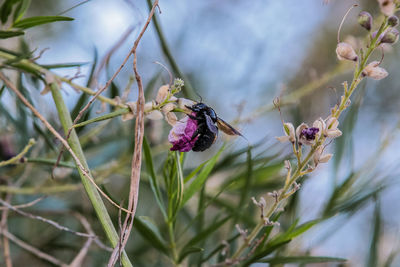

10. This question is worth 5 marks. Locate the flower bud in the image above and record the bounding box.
[155,85,169,104]
[336,42,358,61]
[381,28,399,44]
[388,15,399,27]
[358,11,372,31]
[377,0,395,16]
[362,61,388,80]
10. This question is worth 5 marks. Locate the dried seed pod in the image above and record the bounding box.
[336,42,358,61]
[362,61,388,80]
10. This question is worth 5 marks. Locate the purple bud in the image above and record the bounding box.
[300,127,319,141]
[381,28,399,44]
[358,11,373,31]
[388,15,399,27]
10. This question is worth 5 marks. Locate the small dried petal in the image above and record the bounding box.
[296,123,308,141]
[284,160,291,170]
[276,136,290,143]
[122,102,137,121]
[314,145,333,165]
[362,61,388,80]
[144,102,154,112]
[336,42,358,61]
[156,85,170,104]
[319,153,333,163]
[146,110,163,120]
[381,28,399,44]
[165,112,178,126]
[162,103,176,114]
[358,11,372,31]
[178,98,196,113]
[377,0,395,16]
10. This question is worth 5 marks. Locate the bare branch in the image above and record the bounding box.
[0,229,68,267]
[108,0,160,265]
[0,198,93,238]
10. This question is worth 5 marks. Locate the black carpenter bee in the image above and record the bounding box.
[186,103,243,152]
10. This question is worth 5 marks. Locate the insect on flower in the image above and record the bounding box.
[169,102,243,152]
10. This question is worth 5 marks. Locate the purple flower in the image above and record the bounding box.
[168,114,198,152]
[300,127,319,141]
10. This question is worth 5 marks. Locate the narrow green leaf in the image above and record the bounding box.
[13,0,30,22]
[73,108,130,128]
[0,30,24,39]
[258,256,347,264]
[269,219,320,246]
[0,0,18,24]
[184,160,207,183]
[13,16,74,29]
[367,199,381,267]
[178,247,204,263]
[181,145,225,206]
[143,137,167,220]
[134,216,169,255]
[179,216,230,262]
[41,62,88,69]
[245,240,291,264]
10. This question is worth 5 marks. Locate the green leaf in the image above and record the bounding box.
[143,137,167,220]
[41,62,89,69]
[367,199,381,267]
[134,216,169,255]
[269,219,320,246]
[0,30,24,39]
[0,0,19,24]
[13,16,74,29]
[13,0,30,22]
[178,247,204,263]
[258,256,347,264]
[181,145,225,206]
[179,216,230,262]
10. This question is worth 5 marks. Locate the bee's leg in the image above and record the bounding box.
[188,114,202,121]
[191,122,204,140]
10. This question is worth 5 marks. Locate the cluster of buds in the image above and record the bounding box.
[276,116,341,166]
[336,3,399,80]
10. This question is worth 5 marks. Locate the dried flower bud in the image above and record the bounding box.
[155,85,169,104]
[358,11,372,31]
[336,42,358,61]
[178,98,196,113]
[377,0,395,16]
[362,61,388,80]
[388,15,399,27]
[381,28,399,44]
[146,110,163,120]
[313,145,333,166]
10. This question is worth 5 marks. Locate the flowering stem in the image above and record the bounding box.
[230,18,390,263]
[333,18,388,119]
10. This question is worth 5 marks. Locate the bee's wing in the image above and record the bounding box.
[216,118,242,136]
[205,114,218,137]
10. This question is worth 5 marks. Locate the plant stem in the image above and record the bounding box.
[49,83,133,267]
[168,220,179,264]
[230,19,390,262]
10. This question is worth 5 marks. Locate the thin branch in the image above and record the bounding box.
[0,229,68,267]
[0,198,94,238]
[1,194,12,267]
[0,196,45,211]
[107,0,159,265]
